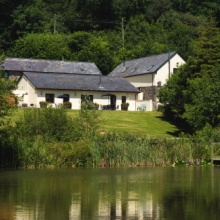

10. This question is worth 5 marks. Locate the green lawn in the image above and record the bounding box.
[96,110,179,137]
[9,109,180,138]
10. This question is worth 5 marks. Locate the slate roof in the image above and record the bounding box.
[4,58,100,75]
[23,72,140,93]
[109,51,177,78]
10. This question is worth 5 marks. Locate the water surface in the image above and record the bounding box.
[0,167,220,220]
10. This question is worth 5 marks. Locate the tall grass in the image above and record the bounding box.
[0,104,218,168]
[0,131,215,168]
[90,133,212,167]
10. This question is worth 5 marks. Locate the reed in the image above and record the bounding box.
[89,133,210,167]
[0,105,216,168]
[17,138,48,168]
[1,132,212,168]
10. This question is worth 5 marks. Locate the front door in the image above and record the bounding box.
[110,95,116,110]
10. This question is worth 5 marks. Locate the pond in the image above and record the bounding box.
[0,166,220,220]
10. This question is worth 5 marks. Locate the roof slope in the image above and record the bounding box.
[4,58,100,75]
[23,72,140,93]
[109,51,177,78]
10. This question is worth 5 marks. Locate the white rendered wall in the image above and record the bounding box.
[35,90,138,111]
[14,76,30,105]
[155,53,185,86]
[126,74,153,88]
[14,76,138,110]
[125,54,185,88]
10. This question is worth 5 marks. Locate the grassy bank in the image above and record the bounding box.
[1,107,218,168]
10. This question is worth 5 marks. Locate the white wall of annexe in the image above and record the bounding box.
[15,76,138,111]
[154,53,185,86]
[124,53,185,88]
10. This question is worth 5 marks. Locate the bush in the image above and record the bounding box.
[78,98,102,138]
[157,104,164,112]
[45,139,92,167]
[73,139,92,167]
[63,101,72,109]
[121,102,129,107]
[121,102,129,110]
[39,101,48,105]
[39,101,48,108]
[15,107,75,142]
[93,103,99,110]
[63,101,72,105]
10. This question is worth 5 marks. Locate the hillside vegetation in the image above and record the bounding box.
[1,1,220,168]
[1,1,220,132]
[0,0,220,75]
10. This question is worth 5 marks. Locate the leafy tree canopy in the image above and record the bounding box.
[158,21,220,132]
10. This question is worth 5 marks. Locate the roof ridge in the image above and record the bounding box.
[121,51,177,63]
[5,57,96,64]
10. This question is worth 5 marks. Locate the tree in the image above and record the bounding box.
[77,34,114,75]
[158,21,220,132]
[124,16,169,59]
[158,64,189,118]
[0,54,17,122]
[183,65,220,131]
[9,33,72,60]
[10,0,52,37]
[75,95,102,138]
[158,10,207,58]
[0,0,26,52]
[187,21,220,76]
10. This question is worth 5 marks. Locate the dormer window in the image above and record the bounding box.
[131,68,136,73]
[121,67,127,73]
[147,65,154,71]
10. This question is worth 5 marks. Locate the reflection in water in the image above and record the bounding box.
[0,167,220,220]
[15,205,44,220]
[69,193,81,219]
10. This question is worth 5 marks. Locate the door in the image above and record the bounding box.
[110,95,116,110]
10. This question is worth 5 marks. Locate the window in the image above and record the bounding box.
[88,95,93,102]
[122,96,126,103]
[45,93,54,103]
[173,68,178,73]
[121,67,127,73]
[147,65,154,71]
[81,95,93,102]
[131,68,136,73]
[63,94,69,102]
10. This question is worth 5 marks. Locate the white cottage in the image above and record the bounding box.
[109,51,186,111]
[4,58,140,110]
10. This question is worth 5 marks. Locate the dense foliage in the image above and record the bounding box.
[158,21,220,132]
[0,98,103,167]
[1,0,220,74]
[1,0,220,165]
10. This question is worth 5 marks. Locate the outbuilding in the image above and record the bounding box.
[109,51,186,110]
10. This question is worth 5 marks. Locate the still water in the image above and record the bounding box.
[0,167,220,220]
